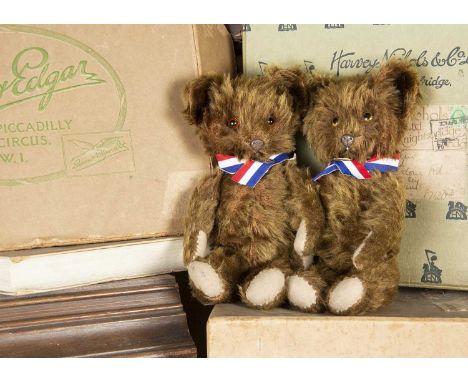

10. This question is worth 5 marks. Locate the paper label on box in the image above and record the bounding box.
[400,105,467,201]
[0,25,131,186]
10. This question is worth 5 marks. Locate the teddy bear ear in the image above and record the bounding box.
[304,72,330,107]
[372,59,421,120]
[183,74,224,125]
[264,66,308,116]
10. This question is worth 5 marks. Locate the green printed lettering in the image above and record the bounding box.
[0,153,14,163]
[0,47,106,111]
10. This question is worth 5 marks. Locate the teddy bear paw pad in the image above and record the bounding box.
[287,275,318,310]
[328,277,364,313]
[188,261,224,298]
[245,268,285,307]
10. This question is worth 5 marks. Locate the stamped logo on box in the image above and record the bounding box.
[0,25,130,186]
[62,131,134,176]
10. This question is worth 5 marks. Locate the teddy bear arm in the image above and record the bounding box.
[293,191,324,267]
[183,171,222,265]
[352,207,404,270]
[285,165,324,261]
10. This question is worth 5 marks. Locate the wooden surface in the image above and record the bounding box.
[208,288,468,357]
[0,275,196,357]
[174,271,213,357]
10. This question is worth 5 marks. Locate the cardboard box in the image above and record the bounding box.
[207,289,468,357]
[0,25,234,251]
[244,24,468,290]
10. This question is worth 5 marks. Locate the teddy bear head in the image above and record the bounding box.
[183,67,307,162]
[303,59,420,164]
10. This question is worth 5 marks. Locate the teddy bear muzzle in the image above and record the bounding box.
[250,139,265,151]
[340,134,354,148]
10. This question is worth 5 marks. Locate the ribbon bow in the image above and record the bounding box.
[312,154,400,181]
[215,153,295,188]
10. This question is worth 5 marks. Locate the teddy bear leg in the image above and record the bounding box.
[239,258,291,310]
[187,247,243,305]
[286,267,326,313]
[327,257,400,315]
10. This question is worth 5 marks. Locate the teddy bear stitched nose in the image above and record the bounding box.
[341,134,354,148]
[250,139,264,151]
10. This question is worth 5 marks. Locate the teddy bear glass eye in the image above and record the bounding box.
[266,116,275,125]
[363,112,373,121]
[227,118,238,128]
[332,117,339,127]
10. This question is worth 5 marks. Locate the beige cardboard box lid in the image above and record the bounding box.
[0,25,234,251]
[208,288,468,357]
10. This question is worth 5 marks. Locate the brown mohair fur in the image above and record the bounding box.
[182,67,323,309]
[301,59,421,315]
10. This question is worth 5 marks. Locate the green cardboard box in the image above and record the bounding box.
[244,24,468,290]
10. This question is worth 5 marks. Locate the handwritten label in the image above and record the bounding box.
[400,105,467,201]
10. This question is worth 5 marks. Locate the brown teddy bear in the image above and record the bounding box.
[182,67,324,310]
[288,59,421,315]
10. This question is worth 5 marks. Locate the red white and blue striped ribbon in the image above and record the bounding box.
[312,154,400,181]
[215,153,295,188]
